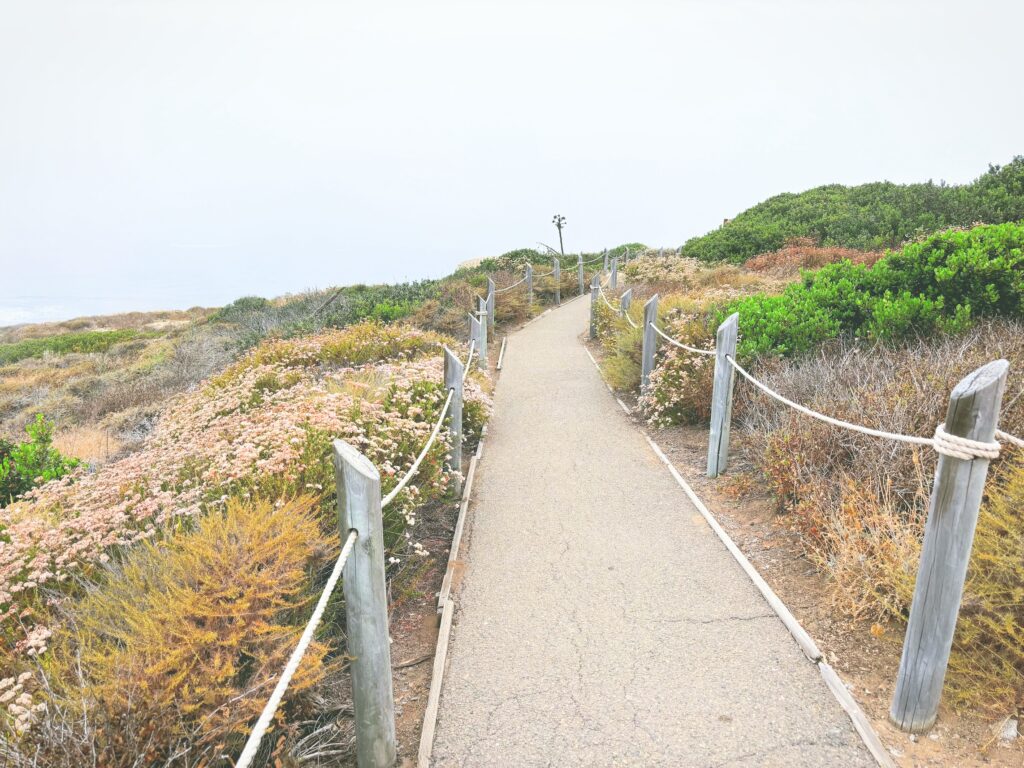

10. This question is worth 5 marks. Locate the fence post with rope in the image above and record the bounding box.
[486,277,495,332]
[553,258,561,306]
[443,346,464,496]
[589,274,600,340]
[610,257,618,289]
[577,256,584,296]
[706,313,739,478]
[526,264,533,306]
[333,440,397,768]
[890,359,1009,733]
[468,312,482,369]
[641,294,659,391]
[619,288,632,319]
[603,248,608,272]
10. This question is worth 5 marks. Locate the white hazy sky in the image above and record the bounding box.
[2,1,1022,325]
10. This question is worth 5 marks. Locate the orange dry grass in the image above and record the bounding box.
[43,496,331,765]
[52,427,120,463]
[743,237,884,275]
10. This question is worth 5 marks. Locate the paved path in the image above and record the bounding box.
[431,297,873,767]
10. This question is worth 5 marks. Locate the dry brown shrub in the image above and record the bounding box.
[743,237,884,276]
[34,495,331,767]
[737,319,1024,708]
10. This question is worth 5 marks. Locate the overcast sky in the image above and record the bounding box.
[2,1,1022,325]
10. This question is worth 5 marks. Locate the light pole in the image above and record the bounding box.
[552,214,566,258]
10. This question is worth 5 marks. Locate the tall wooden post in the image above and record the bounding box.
[659,247,664,258]
[603,249,608,272]
[640,294,659,391]
[589,274,600,340]
[619,288,632,318]
[443,347,464,495]
[577,256,584,296]
[890,359,1009,733]
[610,257,618,289]
[706,313,739,478]
[553,258,561,306]
[486,277,495,332]
[333,441,396,768]
[526,264,533,307]
[476,299,488,369]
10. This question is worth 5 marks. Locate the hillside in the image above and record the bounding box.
[681,156,1024,263]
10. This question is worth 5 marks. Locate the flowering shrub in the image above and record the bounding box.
[637,312,715,427]
[0,415,80,507]
[0,322,490,735]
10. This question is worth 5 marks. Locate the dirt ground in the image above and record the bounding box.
[642,413,1023,767]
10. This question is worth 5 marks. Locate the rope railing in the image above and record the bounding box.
[463,340,476,383]
[997,428,1024,449]
[724,355,1002,460]
[493,274,527,293]
[382,388,456,507]
[236,528,359,768]
[649,322,716,357]
[533,268,555,278]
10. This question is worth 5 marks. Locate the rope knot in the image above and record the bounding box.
[932,423,1000,461]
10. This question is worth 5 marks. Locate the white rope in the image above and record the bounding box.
[493,275,527,293]
[649,322,716,356]
[598,287,616,311]
[623,313,639,329]
[462,341,476,383]
[235,528,359,768]
[996,429,1024,449]
[579,255,604,265]
[725,355,1002,460]
[533,268,555,278]
[382,388,455,507]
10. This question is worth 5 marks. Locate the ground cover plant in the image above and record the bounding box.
[0,321,491,765]
[681,156,1024,263]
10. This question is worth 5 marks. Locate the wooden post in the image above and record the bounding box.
[610,257,618,289]
[890,359,1009,733]
[589,274,600,340]
[577,256,584,296]
[603,249,608,272]
[640,294,659,391]
[333,441,397,768]
[476,300,488,369]
[706,313,739,478]
[553,258,560,306]
[526,264,533,307]
[659,247,664,258]
[619,288,632,318]
[443,347,464,496]
[468,312,479,353]
[486,277,495,332]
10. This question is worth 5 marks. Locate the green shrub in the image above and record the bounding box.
[682,157,1024,263]
[0,329,142,365]
[0,415,81,506]
[724,223,1024,357]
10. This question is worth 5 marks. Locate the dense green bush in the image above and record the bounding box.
[725,223,1024,357]
[683,157,1024,263]
[0,329,142,365]
[0,415,81,506]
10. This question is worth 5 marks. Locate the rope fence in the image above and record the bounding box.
[609,287,1023,735]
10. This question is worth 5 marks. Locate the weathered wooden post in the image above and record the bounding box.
[333,441,397,768]
[890,359,1009,733]
[468,312,480,356]
[553,258,561,306]
[640,294,659,391]
[706,313,739,478]
[486,277,495,332]
[443,347,464,495]
[619,288,632,319]
[577,256,584,296]
[589,274,600,340]
[603,248,609,272]
[526,264,533,307]
[610,257,618,289]
[476,300,488,369]
[659,247,664,258]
